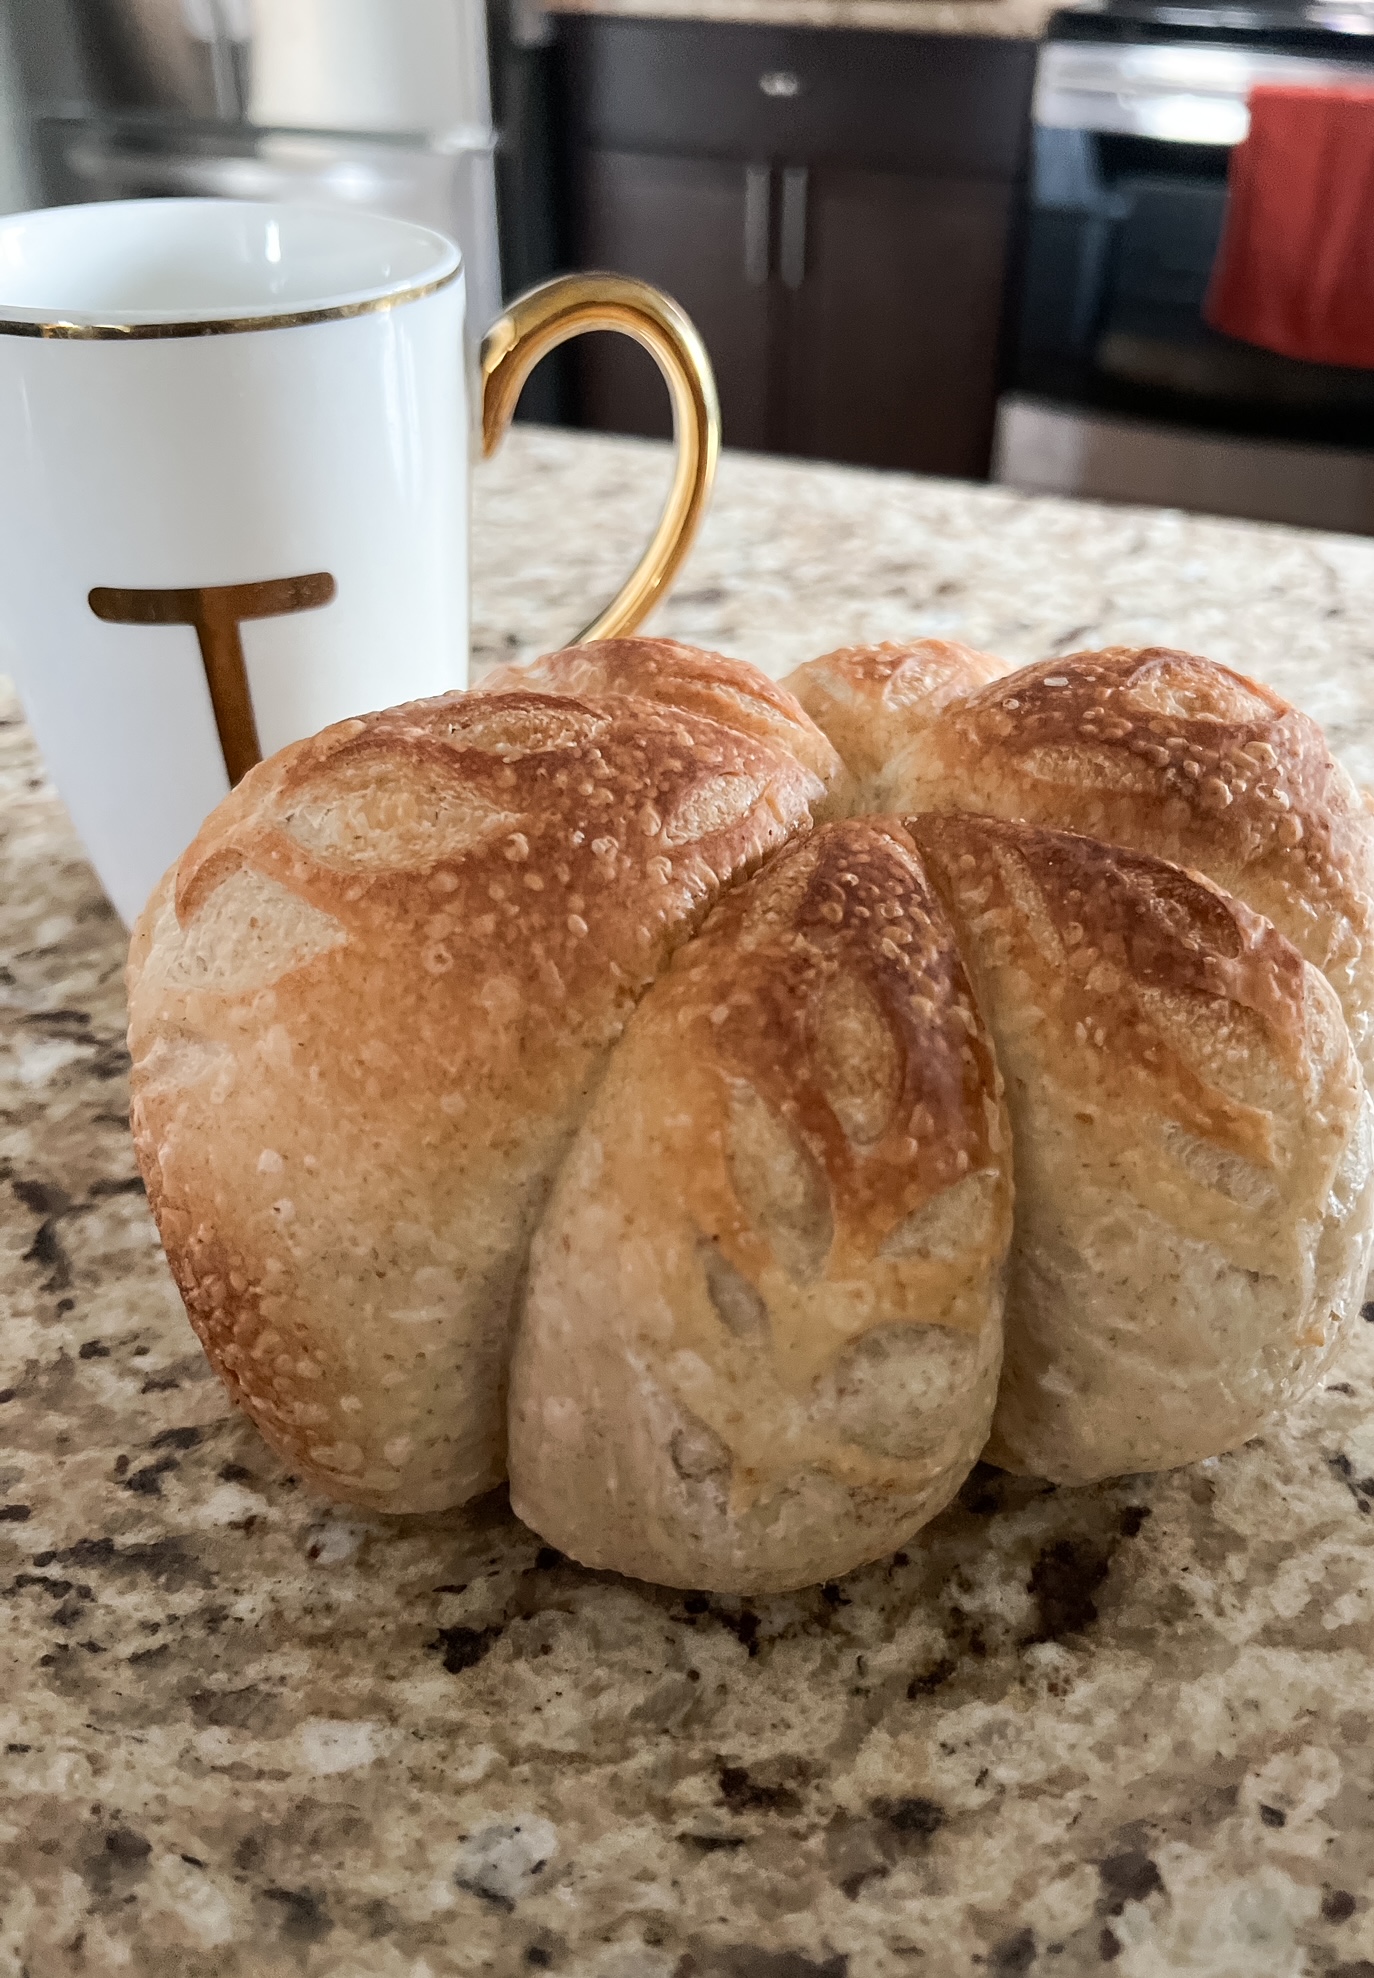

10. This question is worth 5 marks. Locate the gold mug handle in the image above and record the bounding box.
[479,273,721,644]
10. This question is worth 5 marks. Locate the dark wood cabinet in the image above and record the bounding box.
[574,149,775,452]
[784,166,1021,477]
[558,18,1036,480]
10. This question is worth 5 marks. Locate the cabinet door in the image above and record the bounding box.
[571,148,777,453]
[783,165,1018,479]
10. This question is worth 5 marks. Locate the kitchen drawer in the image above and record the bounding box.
[560,17,1036,181]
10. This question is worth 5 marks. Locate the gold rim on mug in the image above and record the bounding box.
[0,260,461,339]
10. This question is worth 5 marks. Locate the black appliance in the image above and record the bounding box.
[1000,0,1374,530]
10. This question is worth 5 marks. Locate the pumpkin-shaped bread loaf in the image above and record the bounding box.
[126,638,1374,1588]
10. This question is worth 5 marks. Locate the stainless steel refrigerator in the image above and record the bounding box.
[0,0,503,364]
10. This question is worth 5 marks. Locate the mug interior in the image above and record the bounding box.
[0,199,461,326]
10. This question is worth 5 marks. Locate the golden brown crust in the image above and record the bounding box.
[782,639,1011,805]
[508,821,1010,1590]
[126,631,1374,1574]
[127,679,824,1512]
[480,636,846,803]
[911,812,1374,1481]
[888,645,1374,1074]
[640,818,1008,1296]
[912,813,1309,1165]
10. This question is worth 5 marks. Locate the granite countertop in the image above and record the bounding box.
[539,0,1058,41]
[4,426,1374,1978]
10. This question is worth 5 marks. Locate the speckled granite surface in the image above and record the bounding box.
[4,428,1374,1978]
[541,0,1056,43]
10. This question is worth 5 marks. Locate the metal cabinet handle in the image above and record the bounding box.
[780,166,808,291]
[744,164,771,286]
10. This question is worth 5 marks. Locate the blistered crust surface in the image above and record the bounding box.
[913,813,1374,1483]
[481,635,846,802]
[882,645,1374,1077]
[127,664,825,1514]
[782,638,1011,807]
[509,821,1010,1591]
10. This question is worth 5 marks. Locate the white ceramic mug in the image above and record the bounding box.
[0,198,717,925]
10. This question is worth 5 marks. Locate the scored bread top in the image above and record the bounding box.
[783,638,1011,805]
[796,642,1374,1078]
[507,820,1010,1590]
[645,818,1010,1344]
[910,809,1369,1482]
[480,635,845,801]
[911,811,1318,1177]
[127,669,827,1513]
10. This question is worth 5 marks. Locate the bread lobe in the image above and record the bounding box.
[911,811,1374,1483]
[127,669,825,1512]
[508,820,1011,1591]
[783,638,1011,808]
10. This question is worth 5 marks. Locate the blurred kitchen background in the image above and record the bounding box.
[1,0,1373,530]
